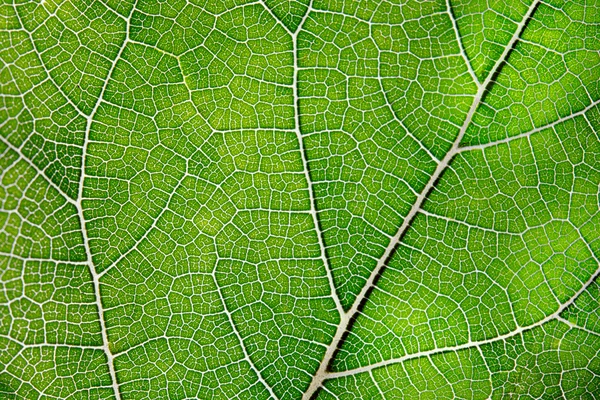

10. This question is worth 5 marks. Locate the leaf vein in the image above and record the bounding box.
[303,1,543,396]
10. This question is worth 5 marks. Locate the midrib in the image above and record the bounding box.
[302,1,542,398]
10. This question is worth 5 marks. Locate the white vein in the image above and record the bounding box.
[0,135,77,207]
[212,274,279,400]
[446,0,480,86]
[327,250,600,378]
[458,98,600,153]
[75,3,139,399]
[303,1,542,397]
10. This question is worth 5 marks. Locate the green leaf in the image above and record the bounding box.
[1,0,599,399]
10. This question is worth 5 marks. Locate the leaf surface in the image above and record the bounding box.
[1,0,599,399]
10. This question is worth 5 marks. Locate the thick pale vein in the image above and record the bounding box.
[327,246,600,378]
[2,0,599,398]
[97,169,189,279]
[302,1,542,397]
[260,0,293,36]
[375,73,440,164]
[76,4,139,399]
[555,316,600,338]
[0,252,90,264]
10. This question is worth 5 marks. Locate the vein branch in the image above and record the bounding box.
[458,98,600,153]
[291,1,345,318]
[302,1,541,397]
[213,274,279,399]
[259,0,293,36]
[0,135,77,207]
[97,170,189,279]
[328,251,600,378]
[75,4,139,399]
[446,0,480,86]
[555,316,600,338]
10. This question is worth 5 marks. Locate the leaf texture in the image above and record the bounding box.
[1,0,599,399]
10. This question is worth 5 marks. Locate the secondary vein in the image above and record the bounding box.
[76,3,139,399]
[291,0,346,319]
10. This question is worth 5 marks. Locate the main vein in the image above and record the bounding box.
[302,1,541,397]
[77,3,139,399]
[329,218,600,377]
